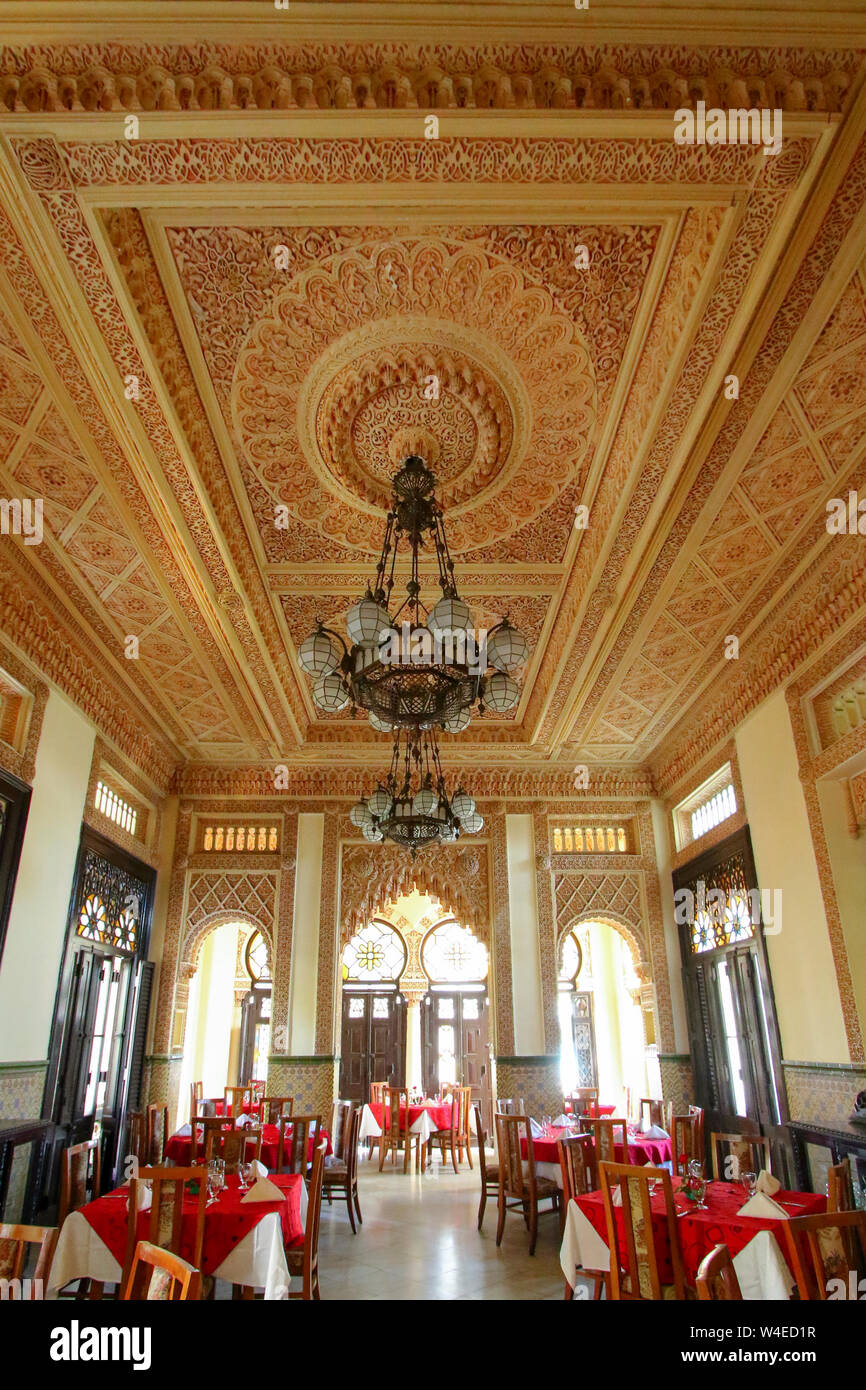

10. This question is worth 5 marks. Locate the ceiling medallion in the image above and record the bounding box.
[349,726,483,858]
[297,455,531,732]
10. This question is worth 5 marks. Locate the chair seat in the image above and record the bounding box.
[535,1177,560,1198]
[323,1158,347,1177]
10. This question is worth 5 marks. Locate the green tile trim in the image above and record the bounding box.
[146,1054,180,1064]
[495,1055,559,1066]
[659,1054,691,1063]
[782,1060,866,1073]
[0,1060,48,1073]
[268,1055,336,1065]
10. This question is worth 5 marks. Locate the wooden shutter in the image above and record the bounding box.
[126,959,154,1110]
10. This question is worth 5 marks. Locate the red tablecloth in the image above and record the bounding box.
[576,1179,826,1285]
[213,1100,260,1117]
[521,1126,673,1168]
[165,1123,330,1170]
[80,1173,306,1272]
[564,1102,616,1117]
[369,1100,456,1132]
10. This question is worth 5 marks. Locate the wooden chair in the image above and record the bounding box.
[569,1087,599,1117]
[557,1134,605,1301]
[127,1110,146,1165]
[429,1086,472,1173]
[671,1114,703,1175]
[124,1167,207,1293]
[369,1081,385,1105]
[0,1223,58,1295]
[783,1209,866,1300]
[189,1081,202,1121]
[223,1086,254,1119]
[121,1240,200,1301]
[58,1138,101,1225]
[379,1087,420,1173]
[599,1161,686,1300]
[623,1086,633,1122]
[710,1131,772,1182]
[696,1243,743,1301]
[260,1096,293,1125]
[219,1125,263,1173]
[277,1114,322,1177]
[639,1098,668,1130]
[249,1079,265,1099]
[828,1157,855,1212]
[495,1097,525,1115]
[190,1116,234,1164]
[323,1104,363,1232]
[590,1116,629,1165]
[328,1100,352,1163]
[145,1103,169,1164]
[473,1104,500,1232]
[287,1138,327,1299]
[494,1113,560,1257]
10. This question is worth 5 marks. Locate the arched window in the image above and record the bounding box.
[558,929,583,989]
[421,919,488,984]
[342,919,407,984]
[244,930,271,983]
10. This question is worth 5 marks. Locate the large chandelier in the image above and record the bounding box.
[296,456,530,731]
[349,726,483,855]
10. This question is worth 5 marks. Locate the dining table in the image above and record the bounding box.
[164,1121,330,1170]
[359,1098,457,1149]
[48,1172,306,1300]
[560,1177,826,1300]
[522,1124,673,1187]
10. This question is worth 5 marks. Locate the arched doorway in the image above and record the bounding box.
[338,918,408,1105]
[557,919,647,1114]
[238,930,272,1086]
[419,917,492,1129]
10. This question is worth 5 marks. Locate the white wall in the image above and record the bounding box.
[188,924,236,1099]
[505,813,545,1053]
[289,813,324,1054]
[735,688,849,1062]
[650,797,689,1054]
[0,689,94,1062]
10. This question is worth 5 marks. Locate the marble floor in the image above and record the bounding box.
[316,1143,567,1301]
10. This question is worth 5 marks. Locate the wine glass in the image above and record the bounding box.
[740,1169,757,1200]
[211,1157,225,1199]
[239,1160,252,1193]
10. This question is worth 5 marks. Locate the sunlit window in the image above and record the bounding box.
[552,824,629,853]
[202,823,279,853]
[95,780,137,837]
[691,784,737,841]
[342,920,406,983]
[421,919,488,983]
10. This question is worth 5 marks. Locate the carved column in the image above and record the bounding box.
[148,802,192,1122]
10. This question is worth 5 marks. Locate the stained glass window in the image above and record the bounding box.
[342,920,406,983]
[75,850,147,954]
[372,997,389,1018]
[685,853,755,955]
[245,930,271,982]
[348,997,364,1018]
[552,824,629,853]
[558,930,583,985]
[421,920,488,983]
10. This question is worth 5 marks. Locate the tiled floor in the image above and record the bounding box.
[316,1144,566,1300]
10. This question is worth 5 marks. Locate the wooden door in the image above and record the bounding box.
[422,992,492,1129]
[459,994,492,1134]
[339,992,406,1104]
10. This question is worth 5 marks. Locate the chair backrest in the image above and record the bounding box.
[599,1161,686,1300]
[224,1086,253,1118]
[0,1223,57,1293]
[189,1081,202,1119]
[126,1167,207,1285]
[59,1138,101,1224]
[121,1239,200,1301]
[495,1112,536,1202]
[671,1115,702,1175]
[571,1087,599,1115]
[343,1105,361,1183]
[194,1116,234,1164]
[370,1082,385,1105]
[127,1110,146,1165]
[827,1157,855,1212]
[591,1117,628,1164]
[455,1085,472,1137]
[688,1105,705,1157]
[639,1098,666,1129]
[783,1209,866,1300]
[222,1125,262,1173]
[301,1139,327,1294]
[623,1086,633,1122]
[145,1103,169,1164]
[260,1096,293,1125]
[473,1104,489,1180]
[710,1131,772,1182]
[557,1134,597,1203]
[278,1114,322,1175]
[382,1086,409,1141]
[249,1079,265,1098]
[495,1097,525,1115]
[330,1100,352,1160]
[696,1243,743,1301]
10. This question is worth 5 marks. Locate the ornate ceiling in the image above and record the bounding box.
[0,3,865,793]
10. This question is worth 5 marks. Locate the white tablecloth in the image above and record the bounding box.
[559,1199,795,1300]
[358,1103,435,1144]
[48,1185,308,1301]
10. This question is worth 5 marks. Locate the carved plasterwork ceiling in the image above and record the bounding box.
[0,18,863,777]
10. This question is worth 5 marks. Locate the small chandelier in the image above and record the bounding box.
[349,726,483,855]
[297,456,530,731]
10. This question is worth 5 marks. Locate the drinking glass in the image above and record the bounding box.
[239,1161,252,1192]
[740,1169,757,1200]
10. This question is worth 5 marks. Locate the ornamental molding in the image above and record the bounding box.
[0,45,857,114]
[171,764,655,799]
[0,633,48,787]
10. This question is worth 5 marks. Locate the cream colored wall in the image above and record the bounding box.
[816,777,866,1041]
[735,687,849,1062]
[0,688,94,1063]
[289,812,323,1054]
[505,813,545,1054]
[188,924,236,1100]
[650,797,690,1054]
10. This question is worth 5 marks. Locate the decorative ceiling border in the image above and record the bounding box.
[0,632,48,787]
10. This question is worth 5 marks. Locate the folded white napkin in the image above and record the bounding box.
[755,1169,781,1196]
[642,1124,669,1139]
[127,1180,152,1212]
[236,1113,253,1129]
[240,1176,285,1204]
[737,1191,788,1219]
[553,1114,570,1127]
[529,1117,543,1138]
[612,1185,623,1206]
[250,1158,268,1178]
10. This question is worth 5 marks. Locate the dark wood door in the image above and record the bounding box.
[339,992,406,1105]
[422,992,492,1131]
[238,988,271,1085]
